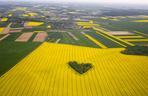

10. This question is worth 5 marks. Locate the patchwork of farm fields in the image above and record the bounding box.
[0,25,147,77]
[1,27,147,48]
[0,14,148,96]
[0,42,147,96]
[94,17,148,34]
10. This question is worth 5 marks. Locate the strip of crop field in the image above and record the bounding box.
[33,32,48,42]
[96,32,127,47]
[132,42,148,46]
[0,27,5,33]
[1,18,8,22]
[134,31,148,37]
[61,32,100,48]
[15,32,33,42]
[25,21,44,27]
[117,36,144,39]
[133,20,148,22]
[108,31,135,36]
[70,31,100,48]
[82,32,107,48]
[0,42,147,96]
[93,27,135,46]
[28,33,37,42]
[87,31,123,48]
[125,39,148,42]
[60,32,77,44]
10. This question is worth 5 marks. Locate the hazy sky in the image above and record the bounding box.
[1,0,148,4]
[63,0,148,3]
[35,0,148,4]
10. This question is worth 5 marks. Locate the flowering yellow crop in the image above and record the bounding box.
[139,15,148,18]
[83,34,107,48]
[0,42,147,96]
[15,7,27,11]
[83,26,92,29]
[1,18,8,22]
[26,22,44,27]
[100,17,108,19]
[76,20,99,29]
[133,20,148,22]
[34,31,45,33]
[93,27,135,46]
[8,14,12,17]
[0,27,5,33]
[28,12,38,16]
[47,25,51,28]
[110,18,119,21]
[125,39,148,42]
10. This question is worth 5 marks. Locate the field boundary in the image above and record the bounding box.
[93,27,135,46]
[96,31,127,47]
[0,34,10,41]
[81,32,107,48]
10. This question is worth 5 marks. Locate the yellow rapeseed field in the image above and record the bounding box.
[15,7,27,11]
[1,18,8,22]
[83,34,107,48]
[93,27,135,46]
[0,27,5,33]
[133,20,148,22]
[100,17,108,20]
[41,16,46,18]
[34,31,45,33]
[47,25,51,28]
[0,42,147,96]
[26,21,44,27]
[76,20,100,29]
[8,14,12,17]
[110,18,119,21]
[125,39,148,42]
[28,12,38,16]
[139,15,148,18]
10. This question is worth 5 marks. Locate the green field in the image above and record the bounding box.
[94,17,148,34]
[86,30,123,48]
[0,41,41,76]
